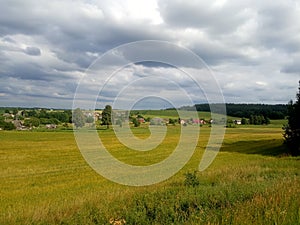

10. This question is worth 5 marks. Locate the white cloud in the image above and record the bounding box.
[255,81,267,86]
[0,0,299,108]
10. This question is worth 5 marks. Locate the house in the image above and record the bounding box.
[180,119,187,126]
[234,120,242,125]
[94,112,101,121]
[3,113,14,121]
[138,118,145,123]
[193,119,200,124]
[12,120,27,130]
[45,124,57,129]
[150,118,164,125]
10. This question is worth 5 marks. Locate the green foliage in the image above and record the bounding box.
[27,110,38,117]
[184,171,200,187]
[169,118,176,125]
[241,117,248,125]
[39,110,70,123]
[131,109,179,118]
[283,81,300,156]
[51,111,70,123]
[18,109,71,123]
[136,114,144,119]
[249,115,270,125]
[0,120,15,130]
[132,118,140,127]
[226,123,236,128]
[40,118,60,125]
[101,105,112,129]
[39,109,48,118]
[193,103,287,119]
[72,108,85,128]
[12,108,18,115]
[17,115,24,120]
[24,117,40,127]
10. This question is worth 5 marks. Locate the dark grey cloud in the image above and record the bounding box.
[158,0,250,34]
[24,46,41,56]
[2,36,16,43]
[0,0,299,108]
[281,55,300,74]
[281,64,300,74]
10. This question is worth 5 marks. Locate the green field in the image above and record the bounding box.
[0,120,299,224]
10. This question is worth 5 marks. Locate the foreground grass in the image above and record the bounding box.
[0,125,299,224]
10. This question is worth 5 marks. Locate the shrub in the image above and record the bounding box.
[184,171,200,187]
[0,120,15,130]
[132,118,140,127]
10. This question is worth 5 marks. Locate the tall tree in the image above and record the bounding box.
[283,81,300,156]
[72,108,85,128]
[101,105,112,129]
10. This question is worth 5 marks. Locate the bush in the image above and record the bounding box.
[241,117,248,125]
[132,118,140,127]
[24,117,40,127]
[169,118,176,125]
[184,171,200,187]
[0,120,15,130]
[40,118,60,125]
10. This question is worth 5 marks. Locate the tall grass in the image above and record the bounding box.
[0,124,299,224]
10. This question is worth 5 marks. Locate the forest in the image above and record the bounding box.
[177,103,287,119]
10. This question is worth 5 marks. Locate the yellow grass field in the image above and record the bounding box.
[0,123,299,224]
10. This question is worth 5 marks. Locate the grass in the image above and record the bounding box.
[130,109,214,120]
[0,121,299,224]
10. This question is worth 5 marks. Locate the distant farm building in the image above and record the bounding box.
[45,124,57,129]
[12,120,27,130]
[234,120,242,125]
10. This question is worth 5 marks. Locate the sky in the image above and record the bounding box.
[0,0,299,109]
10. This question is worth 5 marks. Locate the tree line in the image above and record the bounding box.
[177,103,287,119]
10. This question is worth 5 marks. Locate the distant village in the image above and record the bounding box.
[0,108,241,131]
[0,108,91,130]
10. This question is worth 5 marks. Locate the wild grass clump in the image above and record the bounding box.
[121,175,299,225]
[184,171,200,187]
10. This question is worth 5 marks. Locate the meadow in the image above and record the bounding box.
[0,117,299,224]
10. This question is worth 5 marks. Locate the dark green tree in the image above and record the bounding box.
[27,110,38,117]
[132,118,140,127]
[0,117,15,130]
[101,105,112,129]
[283,81,300,156]
[24,117,40,128]
[241,117,248,125]
[3,122,15,130]
[169,118,176,125]
[39,109,48,118]
[264,116,270,125]
[12,108,18,116]
[72,108,85,128]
